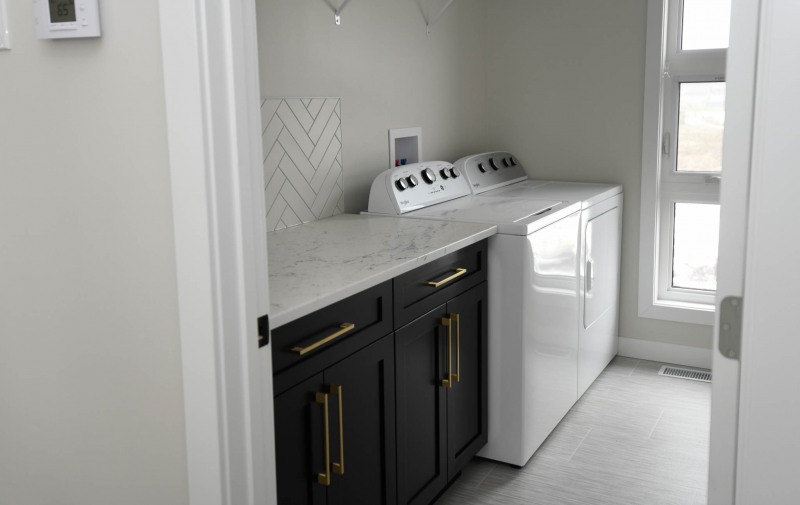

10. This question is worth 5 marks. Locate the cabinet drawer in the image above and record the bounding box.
[393,240,487,327]
[272,281,392,395]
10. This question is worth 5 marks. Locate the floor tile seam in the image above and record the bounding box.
[472,463,495,489]
[567,427,593,463]
[648,407,667,439]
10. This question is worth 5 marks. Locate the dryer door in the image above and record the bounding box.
[584,205,621,329]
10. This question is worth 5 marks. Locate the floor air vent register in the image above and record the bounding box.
[658,365,712,383]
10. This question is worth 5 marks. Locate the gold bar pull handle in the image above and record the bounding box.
[453,313,460,383]
[426,268,467,288]
[441,316,454,389]
[331,385,345,476]
[315,392,332,486]
[292,323,356,356]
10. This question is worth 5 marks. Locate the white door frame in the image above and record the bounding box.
[728,0,800,501]
[707,0,760,502]
[158,1,276,504]
[710,0,800,502]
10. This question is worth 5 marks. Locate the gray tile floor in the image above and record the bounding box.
[437,357,711,505]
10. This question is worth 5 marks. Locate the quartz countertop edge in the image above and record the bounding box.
[268,214,497,328]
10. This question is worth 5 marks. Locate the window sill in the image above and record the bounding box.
[639,299,715,325]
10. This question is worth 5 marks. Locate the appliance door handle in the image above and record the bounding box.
[331,385,345,476]
[315,392,332,486]
[586,259,594,292]
[292,323,356,355]
[427,268,467,288]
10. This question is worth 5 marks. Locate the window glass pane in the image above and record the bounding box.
[672,203,720,291]
[682,0,731,50]
[677,82,726,173]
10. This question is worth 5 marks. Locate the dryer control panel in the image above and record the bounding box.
[453,151,528,194]
[367,161,471,214]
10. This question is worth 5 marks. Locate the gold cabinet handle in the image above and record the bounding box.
[426,268,467,288]
[453,313,460,383]
[315,392,332,486]
[292,323,356,355]
[330,385,345,476]
[441,315,454,389]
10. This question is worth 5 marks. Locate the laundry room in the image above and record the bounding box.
[2,0,798,504]
[258,0,713,503]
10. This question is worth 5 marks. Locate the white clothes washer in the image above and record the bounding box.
[454,152,623,399]
[367,161,583,467]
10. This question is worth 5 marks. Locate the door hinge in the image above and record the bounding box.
[258,314,270,348]
[718,296,742,360]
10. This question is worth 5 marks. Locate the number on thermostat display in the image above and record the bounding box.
[49,0,77,23]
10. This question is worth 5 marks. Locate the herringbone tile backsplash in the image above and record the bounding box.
[261,97,345,232]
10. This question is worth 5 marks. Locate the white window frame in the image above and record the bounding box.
[638,0,727,325]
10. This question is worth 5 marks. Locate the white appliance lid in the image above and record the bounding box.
[488,181,623,209]
[406,195,581,235]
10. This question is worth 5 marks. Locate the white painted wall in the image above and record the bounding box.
[484,0,712,351]
[0,2,188,504]
[256,0,490,213]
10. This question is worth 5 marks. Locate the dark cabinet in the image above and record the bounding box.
[275,335,396,505]
[272,240,488,505]
[272,280,395,505]
[274,373,326,505]
[395,282,488,505]
[395,307,447,505]
[444,284,488,479]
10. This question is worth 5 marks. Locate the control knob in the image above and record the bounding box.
[449,167,460,178]
[421,168,436,184]
[509,156,517,166]
[440,168,450,179]
[477,162,487,173]
[406,175,419,187]
[489,158,500,170]
[502,158,510,167]
[395,178,409,191]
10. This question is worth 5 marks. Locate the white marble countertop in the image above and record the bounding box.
[268,214,497,328]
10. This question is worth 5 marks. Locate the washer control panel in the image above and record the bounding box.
[368,161,471,214]
[453,151,528,194]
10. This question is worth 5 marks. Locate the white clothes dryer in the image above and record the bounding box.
[366,161,583,467]
[454,152,623,399]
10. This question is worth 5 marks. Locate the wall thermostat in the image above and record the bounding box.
[35,0,101,39]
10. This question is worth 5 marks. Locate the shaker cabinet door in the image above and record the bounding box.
[325,335,396,505]
[395,306,448,505]
[275,373,327,505]
[445,282,489,480]
[274,335,396,505]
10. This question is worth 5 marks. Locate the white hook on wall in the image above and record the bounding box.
[334,0,352,25]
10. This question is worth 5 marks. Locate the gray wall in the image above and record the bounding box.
[256,0,490,213]
[0,2,189,504]
[484,0,712,349]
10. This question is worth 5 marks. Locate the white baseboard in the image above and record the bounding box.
[618,337,712,369]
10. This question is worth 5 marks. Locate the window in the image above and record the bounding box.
[638,0,730,325]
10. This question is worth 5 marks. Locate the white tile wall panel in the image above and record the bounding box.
[261,97,345,231]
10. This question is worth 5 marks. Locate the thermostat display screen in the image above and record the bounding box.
[48,0,76,23]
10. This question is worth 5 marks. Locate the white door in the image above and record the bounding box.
[159,0,278,503]
[709,0,800,503]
